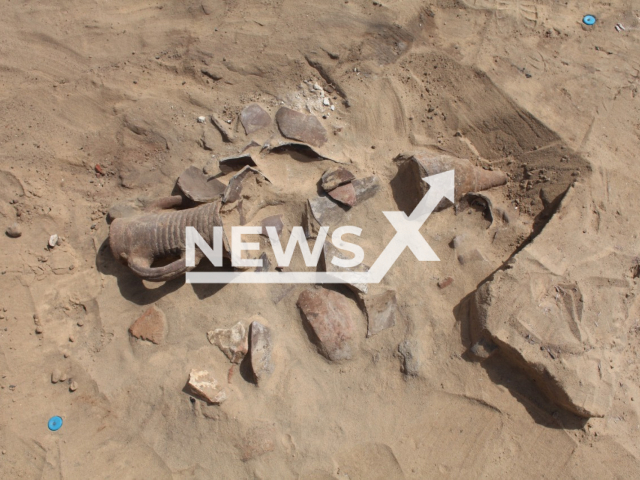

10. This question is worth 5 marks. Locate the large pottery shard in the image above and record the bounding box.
[275,107,328,147]
[297,288,356,361]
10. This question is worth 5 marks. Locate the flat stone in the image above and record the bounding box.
[328,182,357,207]
[297,288,356,361]
[129,305,166,345]
[275,107,328,147]
[398,339,421,376]
[177,165,225,202]
[309,176,380,226]
[5,223,21,238]
[207,322,248,364]
[260,215,284,237]
[240,104,272,135]
[364,290,397,337]
[438,277,454,289]
[321,167,355,191]
[249,318,274,384]
[187,369,227,404]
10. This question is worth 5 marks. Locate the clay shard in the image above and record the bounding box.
[309,176,380,226]
[275,107,328,147]
[207,322,248,363]
[364,290,397,337]
[129,305,167,345]
[249,319,274,384]
[328,182,357,207]
[187,369,227,404]
[240,104,272,135]
[222,166,271,204]
[297,288,356,361]
[177,165,225,202]
[321,167,355,191]
[394,152,508,211]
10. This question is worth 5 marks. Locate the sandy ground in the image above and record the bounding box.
[1,0,640,478]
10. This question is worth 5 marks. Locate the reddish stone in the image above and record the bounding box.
[297,288,355,361]
[328,183,357,207]
[438,277,454,289]
[321,167,355,191]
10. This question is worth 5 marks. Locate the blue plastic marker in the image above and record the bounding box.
[583,15,596,26]
[48,416,63,431]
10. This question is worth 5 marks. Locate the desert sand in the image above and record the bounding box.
[1,0,640,478]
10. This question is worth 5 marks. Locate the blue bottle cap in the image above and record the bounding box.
[583,15,596,26]
[48,416,63,431]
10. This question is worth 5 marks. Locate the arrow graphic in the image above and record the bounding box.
[186,170,454,284]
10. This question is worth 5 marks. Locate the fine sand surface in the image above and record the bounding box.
[1,1,640,478]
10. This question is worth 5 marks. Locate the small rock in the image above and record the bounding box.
[5,223,21,238]
[197,116,206,123]
[322,98,330,106]
[328,182,357,207]
[129,305,167,345]
[207,322,248,363]
[364,290,397,337]
[187,369,227,404]
[35,326,43,334]
[63,351,70,358]
[260,215,284,237]
[398,340,421,376]
[77,319,84,327]
[68,335,75,343]
[249,319,274,384]
[451,235,465,249]
[51,369,62,384]
[240,104,272,135]
[275,107,328,147]
[321,167,356,191]
[59,372,68,382]
[48,234,59,248]
[69,380,78,392]
[203,158,220,176]
[297,288,356,361]
[438,277,453,289]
